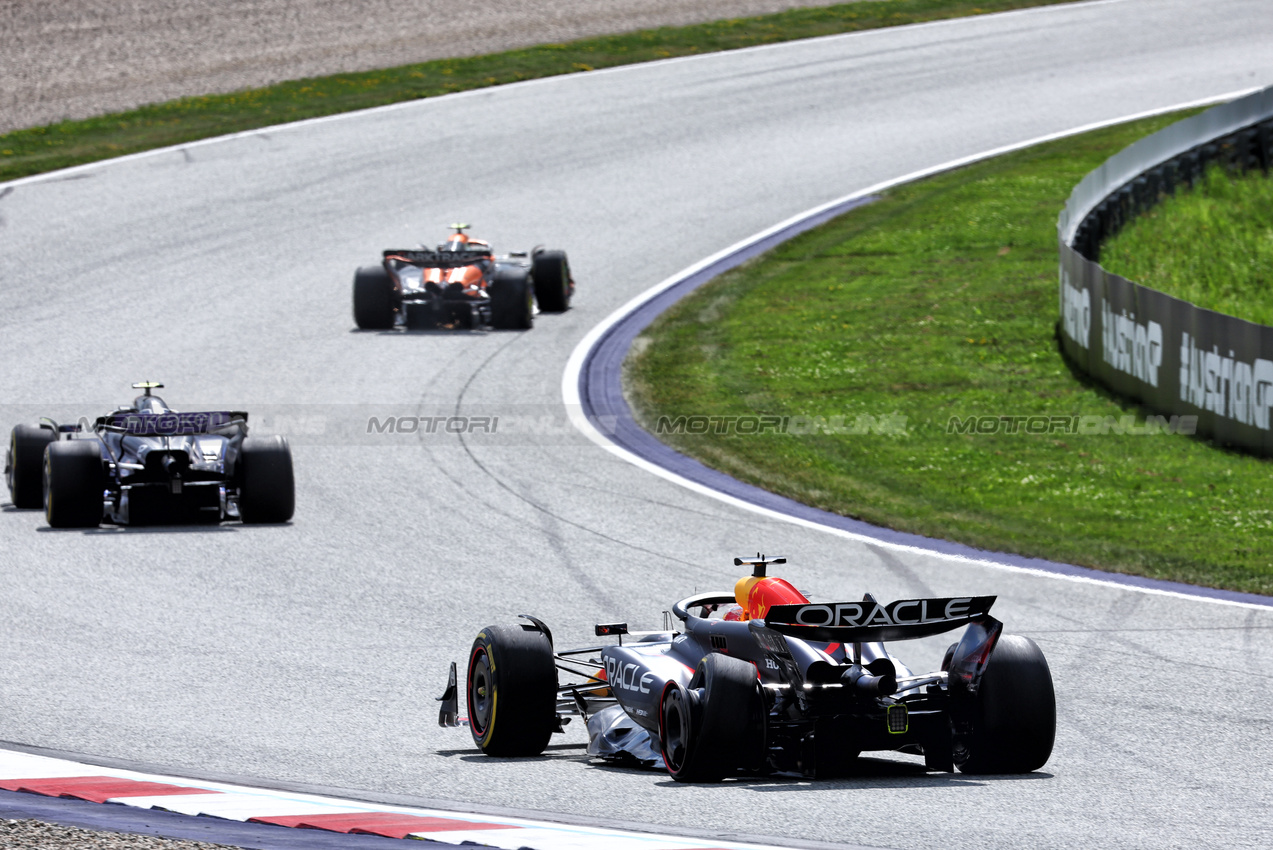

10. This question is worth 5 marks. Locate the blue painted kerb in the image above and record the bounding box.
[578,194,1273,609]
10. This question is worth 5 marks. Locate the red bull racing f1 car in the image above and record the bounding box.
[5,382,294,528]
[438,555,1055,781]
[352,224,574,330]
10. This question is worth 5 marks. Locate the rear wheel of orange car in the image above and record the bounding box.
[490,268,533,330]
[531,249,572,312]
[352,265,396,330]
[467,624,557,756]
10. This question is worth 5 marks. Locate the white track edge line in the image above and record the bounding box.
[560,87,1272,613]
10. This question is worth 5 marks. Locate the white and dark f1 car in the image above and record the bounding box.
[438,555,1055,781]
[352,224,573,330]
[5,382,294,528]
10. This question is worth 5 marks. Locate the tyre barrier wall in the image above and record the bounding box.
[1057,84,1273,455]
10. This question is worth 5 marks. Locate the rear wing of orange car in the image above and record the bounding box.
[383,249,491,269]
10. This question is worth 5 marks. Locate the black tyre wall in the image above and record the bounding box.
[44,440,105,528]
[238,436,295,523]
[8,424,56,508]
[955,634,1056,774]
[352,265,396,330]
[467,624,557,756]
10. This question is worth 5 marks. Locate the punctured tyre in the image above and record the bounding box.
[8,424,56,508]
[44,440,104,528]
[238,435,295,523]
[352,265,396,330]
[954,634,1055,774]
[531,249,572,313]
[467,624,557,756]
[489,267,533,330]
[659,651,763,782]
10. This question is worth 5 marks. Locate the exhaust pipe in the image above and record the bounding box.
[159,452,189,477]
[842,665,897,696]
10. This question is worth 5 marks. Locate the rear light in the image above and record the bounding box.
[887,704,908,734]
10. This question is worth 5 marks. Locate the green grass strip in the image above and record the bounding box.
[0,0,1080,183]
[1101,164,1273,324]
[626,109,1273,597]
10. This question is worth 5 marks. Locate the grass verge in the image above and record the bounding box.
[0,0,1080,183]
[1101,164,1273,324]
[626,110,1273,597]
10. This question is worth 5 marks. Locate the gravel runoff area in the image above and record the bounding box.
[0,0,852,134]
[1,818,237,850]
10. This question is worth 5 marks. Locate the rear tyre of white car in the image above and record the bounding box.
[352,265,396,330]
[238,436,295,523]
[8,424,56,508]
[954,634,1055,774]
[44,440,104,528]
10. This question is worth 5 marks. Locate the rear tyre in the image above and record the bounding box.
[352,265,396,330]
[7,424,56,508]
[489,267,533,330]
[44,440,104,528]
[531,249,572,312]
[238,436,295,523]
[660,652,762,782]
[954,635,1055,774]
[467,624,557,756]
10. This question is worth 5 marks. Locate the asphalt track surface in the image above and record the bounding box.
[3,1,1273,848]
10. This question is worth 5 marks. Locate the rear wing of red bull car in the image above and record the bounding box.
[756,595,1003,695]
[761,595,996,642]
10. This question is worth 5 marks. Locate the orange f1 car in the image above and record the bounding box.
[352,224,574,330]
